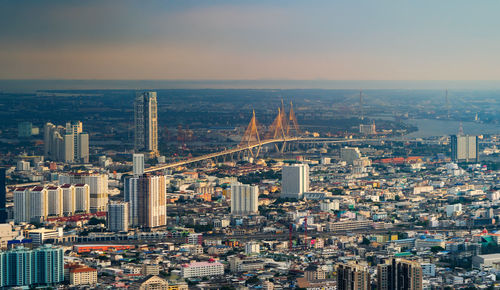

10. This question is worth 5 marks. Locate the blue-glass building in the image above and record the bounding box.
[0,245,63,287]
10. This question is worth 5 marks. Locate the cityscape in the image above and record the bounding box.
[3,1,500,290]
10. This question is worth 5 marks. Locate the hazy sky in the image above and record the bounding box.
[1,0,500,80]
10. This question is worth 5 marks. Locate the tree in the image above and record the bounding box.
[430,246,445,253]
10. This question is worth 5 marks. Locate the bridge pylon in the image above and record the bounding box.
[239,110,262,158]
[286,101,301,137]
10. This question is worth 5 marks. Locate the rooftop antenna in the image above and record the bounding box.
[458,122,464,136]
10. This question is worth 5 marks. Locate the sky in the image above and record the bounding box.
[1,0,500,81]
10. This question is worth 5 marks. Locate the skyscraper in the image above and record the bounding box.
[46,186,63,217]
[230,183,259,215]
[0,168,7,223]
[337,263,370,290]
[124,174,166,228]
[0,245,64,287]
[134,91,159,157]
[44,121,89,163]
[133,153,145,177]
[60,184,76,216]
[378,258,423,290]
[451,135,478,163]
[281,164,309,199]
[107,201,129,232]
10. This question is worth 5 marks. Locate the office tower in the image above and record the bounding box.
[18,121,33,138]
[337,263,370,290]
[134,91,159,157]
[60,184,76,216]
[230,183,259,215]
[74,184,90,213]
[124,174,166,228]
[378,258,423,290]
[46,186,63,217]
[29,186,48,223]
[107,201,129,232]
[59,173,108,212]
[451,135,478,163]
[133,153,145,176]
[0,245,64,287]
[340,147,363,165]
[0,168,7,223]
[281,164,309,199]
[44,121,89,163]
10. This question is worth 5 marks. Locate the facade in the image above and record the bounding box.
[133,153,145,176]
[74,184,90,213]
[181,261,224,278]
[107,201,129,232]
[340,147,362,165]
[125,174,166,228]
[231,183,259,215]
[377,258,423,290]
[61,184,76,216]
[359,123,376,135]
[70,266,97,286]
[46,186,63,217]
[451,135,478,163]
[337,263,370,290]
[134,91,159,157]
[29,186,48,223]
[59,172,108,212]
[0,245,64,288]
[44,121,89,163]
[138,275,169,290]
[281,164,309,199]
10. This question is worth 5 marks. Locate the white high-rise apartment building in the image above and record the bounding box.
[14,187,30,223]
[133,154,144,176]
[14,184,88,224]
[231,183,259,215]
[74,184,90,213]
[44,121,89,163]
[107,201,129,232]
[281,164,309,199]
[59,173,108,212]
[46,186,63,217]
[134,92,158,157]
[60,184,76,216]
[124,174,166,228]
[29,186,48,223]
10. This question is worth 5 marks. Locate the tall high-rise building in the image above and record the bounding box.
[107,201,129,232]
[60,184,76,216]
[378,258,423,290]
[0,168,7,223]
[74,184,90,213]
[281,164,309,199]
[44,121,89,163]
[29,186,48,223]
[46,186,63,217]
[124,174,166,228]
[0,245,64,287]
[133,153,145,176]
[134,91,158,157]
[337,263,370,290]
[230,183,259,215]
[451,135,478,163]
[59,173,108,212]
